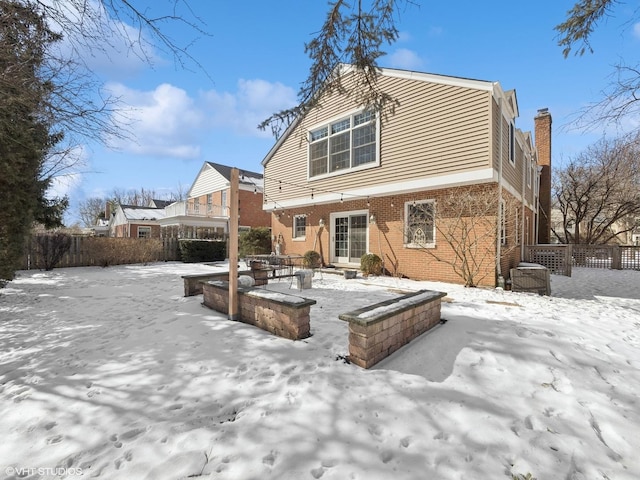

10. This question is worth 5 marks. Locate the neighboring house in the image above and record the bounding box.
[551,209,640,245]
[149,199,172,209]
[109,204,165,238]
[262,65,550,286]
[92,218,109,237]
[159,161,271,239]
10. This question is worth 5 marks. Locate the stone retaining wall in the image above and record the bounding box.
[182,270,251,296]
[203,280,315,340]
[339,290,446,368]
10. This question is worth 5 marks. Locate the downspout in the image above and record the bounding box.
[496,95,503,280]
[535,165,543,244]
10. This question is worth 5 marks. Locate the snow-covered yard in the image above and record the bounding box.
[1,262,639,480]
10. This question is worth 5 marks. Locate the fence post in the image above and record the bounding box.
[612,245,622,270]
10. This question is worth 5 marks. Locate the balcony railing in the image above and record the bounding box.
[164,201,230,218]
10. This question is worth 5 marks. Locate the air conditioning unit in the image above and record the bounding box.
[510,263,550,295]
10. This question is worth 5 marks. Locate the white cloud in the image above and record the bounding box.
[103,79,296,159]
[204,79,297,137]
[106,83,204,159]
[47,0,159,80]
[48,172,83,199]
[386,48,426,71]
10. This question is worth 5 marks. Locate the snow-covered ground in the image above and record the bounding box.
[1,262,639,480]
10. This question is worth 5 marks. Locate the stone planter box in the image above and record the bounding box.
[339,289,446,368]
[203,280,316,340]
[182,269,252,296]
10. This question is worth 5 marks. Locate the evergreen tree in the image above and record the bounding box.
[0,1,66,285]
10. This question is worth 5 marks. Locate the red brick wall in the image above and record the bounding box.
[239,189,271,228]
[190,189,270,229]
[535,109,552,244]
[270,183,532,287]
[112,223,160,238]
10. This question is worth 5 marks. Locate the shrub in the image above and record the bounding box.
[86,238,165,267]
[302,250,321,268]
[360,253,382,277]
[239,227,272,257]
[179,239,226,263]
[33,233,72,271]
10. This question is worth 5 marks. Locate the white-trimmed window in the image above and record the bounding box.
[293,215,307,240]
[527,157,532,188]
[193,197,200,214]
[405,200,435,248]
[500,199,506,246]
[138,226,151,238]
[508,122,515,165]
[308,110,377,178]
[515,208,519,245]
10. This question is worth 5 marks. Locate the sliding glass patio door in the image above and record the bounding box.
[331,211,368,264]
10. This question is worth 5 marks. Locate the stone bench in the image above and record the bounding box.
[182,270,252,297]
[202,280,316,340]
[339,289,447,368]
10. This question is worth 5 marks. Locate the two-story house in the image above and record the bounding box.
[159,161,271,239]
[262,65,549,286]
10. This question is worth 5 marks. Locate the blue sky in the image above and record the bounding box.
[53,1,640,224]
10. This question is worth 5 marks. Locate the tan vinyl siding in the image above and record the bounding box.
[265,73,492,204]
[502,139,523,192]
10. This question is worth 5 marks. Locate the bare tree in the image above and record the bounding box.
[552,133,640,244]
[556,0,640,130]
[260,0,415,138]
[36,0,209,74]
[110,187,159,206]
[403,186,518,287]
[78,197,109,227]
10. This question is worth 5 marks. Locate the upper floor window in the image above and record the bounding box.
[193,197,200,213]
[308,110,377,178]
[221,191,227,209]
[293,215,306,240]
[527,157,532,188]
[405,200,435,248]
[508,122,515,165]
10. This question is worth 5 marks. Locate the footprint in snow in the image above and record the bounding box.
[46,435,63,444]
[379,450,394,463]
[262,450,278,466]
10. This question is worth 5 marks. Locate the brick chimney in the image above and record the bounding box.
[535,108,552,244]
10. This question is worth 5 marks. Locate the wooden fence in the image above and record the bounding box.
[22,236,180,270]
[524,244,640,277]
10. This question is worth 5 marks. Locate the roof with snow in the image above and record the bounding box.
[121,205,165,221]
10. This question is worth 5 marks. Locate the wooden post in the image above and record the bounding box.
[228,168,239,320]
